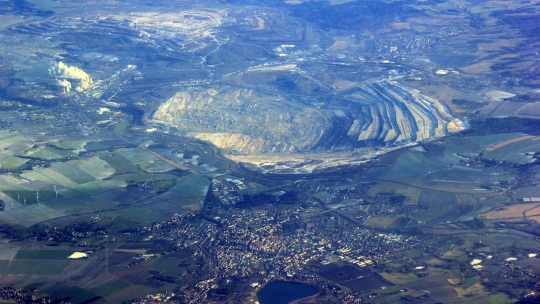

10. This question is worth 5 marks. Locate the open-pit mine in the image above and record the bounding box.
[5,0,535,173]
[151,78,467,172]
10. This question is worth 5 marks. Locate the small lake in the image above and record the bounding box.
[257,281,318,304]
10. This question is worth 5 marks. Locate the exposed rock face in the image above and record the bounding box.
[342,80,466,145]
[152,80,467,155]
[152,87,330,154]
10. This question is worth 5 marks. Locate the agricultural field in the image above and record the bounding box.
[362,216,400,229]
[100,154,141,175]
[379,272,419,285]
[25,0,77,13]
[366,133,526,188]
[359,132,529,227]
[52,287,99,304]
[514,186,540,199]
[1,260,72,275]
[0,236,188,302]
[481,100,540,119]
[482,135,540,164]
[478,203,540,223]
[87,279,131,297]
[0,202,66,226]
[1,156,29,170]
[368,182,422,205]
[113,207,169,227]
[14,249,75,260]
[149,146,224,176]
[26,146,76,160]
[0,118,216,227]
[157,175,210,211]
[0,260,9,273]
[374,246,521,304]
[517,102,540,118]
[0,129,33,170]
[452,133,525,151]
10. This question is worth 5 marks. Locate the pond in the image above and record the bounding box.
[257,281,318,304]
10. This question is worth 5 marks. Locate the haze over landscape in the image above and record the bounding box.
[0,0,539,303]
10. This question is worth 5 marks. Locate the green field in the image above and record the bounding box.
[51,162,96,184]
[2,190,58,205]
[113,119,129,135]
[55,287,99,303]
[424,166,489,184]
[14,249,74,260]
[1,156,29,170]
[379,272,418,285]
[0,134,30,149]
[100,154,140,175]
[117,207,169,225]
[28,146,74,160]
[95,210,162,233]
[26,0,75,13]
[77,157,116,179]
[373,285,402,296]
[54,139,88,152]
[404,249,423,259]
[409,190,457,223]
[104,216,141,233]
[0,203,67,227]
[380,153,433,181]
[36,168,78,187]
[442,138,482,156]
[472,293,513,304]
[484,138,540,163]
[466,133,525,148]
[5,260,71,275]
[118,148,159,164]
[151,179,176,191]
[18,170,61,186]
[112,173,176,182]
[42,196,98,213]
[157,175,210,208]
[426,285,457,298]
[149,255,182,276]
[0,260,9,273]
[71,180,125,197]
[88,280,131,297]
[142,160,176,173]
